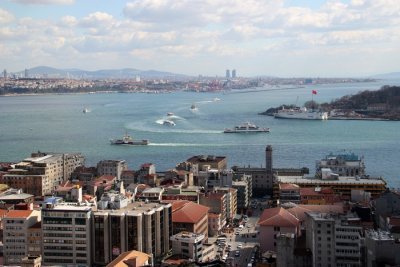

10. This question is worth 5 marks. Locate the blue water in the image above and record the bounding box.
[1,80,399,188]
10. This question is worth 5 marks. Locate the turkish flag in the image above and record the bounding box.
[312,90,317,95]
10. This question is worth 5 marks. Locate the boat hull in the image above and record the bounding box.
[110,140,149,145]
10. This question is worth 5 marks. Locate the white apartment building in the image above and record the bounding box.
[170,232,205,261]
[41,199,93,267]
[97,160,128,180]
[306,212,362,267]
[3,210,41,265]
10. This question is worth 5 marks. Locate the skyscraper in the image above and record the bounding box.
[232,69,236,78]
[225,69,230,79]
[24,68,29,78]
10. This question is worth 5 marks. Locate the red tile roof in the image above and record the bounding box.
[258,207,299,227]
[300,187,335,196]
[287,204,344,222]
[5,210,34,219]
[172,200,209,223]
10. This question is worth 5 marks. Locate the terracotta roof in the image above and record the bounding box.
[287,204,344,222]
[172,201,209,223]
[0,209,9,218]
[279,183,300,190]
[106,250,150,267]
[258,207,299,227]
[5,210,34,219]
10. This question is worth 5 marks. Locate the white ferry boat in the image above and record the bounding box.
[163,120,176,126]
[274,107,328,120]
[110,132,149,145]
[224,122,270,133]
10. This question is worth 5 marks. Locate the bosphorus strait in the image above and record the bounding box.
[1,80,399,188]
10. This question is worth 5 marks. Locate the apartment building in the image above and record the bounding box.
[97,160,128,180]
[3,210,41,265]
[92,201,172,266]
[170,232,206,261]
[199,191,227,228]
[305,212,363,267]
[365,230,400,267]
[1,152,84,196]
[169,200,209,238]
[41,199,93,267]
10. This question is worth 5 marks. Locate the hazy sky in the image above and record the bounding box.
[1,0,399,77]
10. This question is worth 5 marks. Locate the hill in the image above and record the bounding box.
[17,66,187,79]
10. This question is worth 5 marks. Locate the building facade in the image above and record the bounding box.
[92,202,172,266]
[3,210,41,265]
[97,160,128,180]
[1,152,84,196]
[41,201,92,267]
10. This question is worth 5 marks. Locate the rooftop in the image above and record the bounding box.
[258,207,299,227]
[277,175,386,185]
[170,200,209,223]
[4,210,34,219]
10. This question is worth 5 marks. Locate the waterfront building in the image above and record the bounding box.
[316,152,365,177]
[233,145,275,196]
[3,210,41,265]
[41,199,92,266]
[365,230,400,267]
[170,232,206,261]
[258,207,300,252]
[168,200,209,238]
[277,175,386,200]
[106,250,151,267]
[305,212,363,267]
[97,160,127,180]
[92,201,172,265]
[0,152,84,196]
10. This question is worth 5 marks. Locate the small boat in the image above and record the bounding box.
[83,107,89,113]
[190,103,197,110]
[110,132,149,145]
[223,122,270,133]
[167,112,174,116]
[213,97,221,101]
[163,120,176,126]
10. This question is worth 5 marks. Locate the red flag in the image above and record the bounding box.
[312,90,317,95]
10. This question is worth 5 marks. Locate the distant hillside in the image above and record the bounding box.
[16,66,187,79]
[371,72,400,79]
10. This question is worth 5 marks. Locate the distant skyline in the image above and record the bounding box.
[1,0,400,77]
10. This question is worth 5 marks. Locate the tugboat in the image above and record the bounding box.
[110,132,149,145]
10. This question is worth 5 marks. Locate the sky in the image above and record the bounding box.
[0,0,399,77]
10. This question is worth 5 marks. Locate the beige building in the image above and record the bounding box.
[97,160,128,180]
[3,210,42,265]
[92,201,172,266]
[170,232,206,261]
[1,152,84,196]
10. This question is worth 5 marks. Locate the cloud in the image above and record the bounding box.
[0,9,15,24]
[11,0,74,5]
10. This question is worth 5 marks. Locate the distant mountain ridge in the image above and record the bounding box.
[16,66,187,79]
[370,72,400,79]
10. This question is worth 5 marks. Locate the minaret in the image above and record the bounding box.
[265,145,273,174]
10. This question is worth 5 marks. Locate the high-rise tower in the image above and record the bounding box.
[225,69,230,79]
[232,69,236,78]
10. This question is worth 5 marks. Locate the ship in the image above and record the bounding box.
[223,122,270,133]
[190,103,197,111]
[163,120,176,126]
[110,132,149,145]
[83,107,89,113]
[274,107,328,120]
